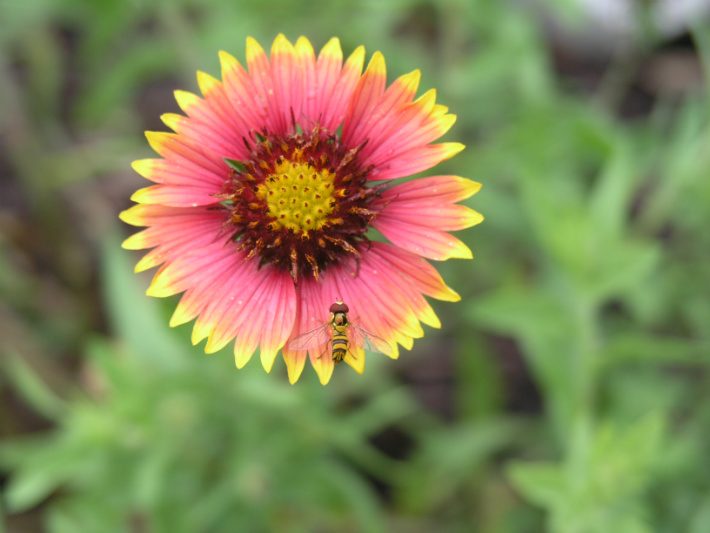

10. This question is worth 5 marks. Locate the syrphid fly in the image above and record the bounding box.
[287,300,388,363]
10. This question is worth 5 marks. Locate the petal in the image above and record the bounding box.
[120,205,228,274]
[194,264,296,373]
[358,90,456,171]
[283,348,308,384]
[364,246,442,330]
[373,212,473,260]
[343,346,366,374]
[369,244,461,302]
[130,156,224,190]
[294,36,316,126]
[314,42,366,132]
[369,142,465,181]
[270,34,304,133]
[169,83,251,161]
[132,131,229,206]
[342,67,421,149]
[283,277,333,384]
[130,184,219,207]
[141,230,296,371]
[374,177,483,252]
[144,131,227,179]
[146,239,237,298]
[245,35,290,135]
[372,176,481,260]
[341,51,386,143]
[218,49,269,134]
[381,175,481,203]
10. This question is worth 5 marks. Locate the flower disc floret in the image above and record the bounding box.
[256,159,336,233]
[222,128,381,280]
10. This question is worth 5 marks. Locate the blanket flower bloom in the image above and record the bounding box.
[121,34,483,384]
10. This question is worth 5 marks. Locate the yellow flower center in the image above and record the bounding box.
[256,159,336,234]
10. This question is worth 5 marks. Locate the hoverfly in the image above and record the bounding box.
[287,300,388,363]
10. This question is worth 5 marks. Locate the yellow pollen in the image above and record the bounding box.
[256,160,336,234]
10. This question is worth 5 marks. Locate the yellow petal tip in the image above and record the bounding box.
[450,241,473,260]
[260,348,279,373]
[287,364,305,384]
[320,37,342,58]
[234,346,254,369]
[444,142,466,159]
[118,206,143,226]
[367,51,386,77]
[456,177,482,199]
[160,113,183,131]
[121,232,145,250]
[246,36,265,62]
[130,186,154,204]
[145,131,172,154]
[174,90,200,113]
[196,70,220,96]
[219,50,240,73]
[131,159,154,178]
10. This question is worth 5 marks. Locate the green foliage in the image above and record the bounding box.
[1,0,710,532]
[509,415,664,533]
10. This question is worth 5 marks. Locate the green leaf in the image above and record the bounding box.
[508,462,564,507]
[507,414,665,533]
[100,234,187,367]
[224,158,246,172]
[2,354,66,419]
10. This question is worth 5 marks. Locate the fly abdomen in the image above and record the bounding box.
[331,333,348,362]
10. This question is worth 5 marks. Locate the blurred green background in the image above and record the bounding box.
[2,0,710,531]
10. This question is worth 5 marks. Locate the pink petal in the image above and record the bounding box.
[130,131,228,206]
[377,176,483,231]
[340,52,387,145]
[372,176,481,260]
[120,205,228,272]
[120,206,224,249]
[368,243,461,302]
[270,34,304,134]
[143,131,226,177]
[129,184,220,207]
[245,36,292,135]
[218,50,269,134]
[373,212,472,260]
[368,142,465,181]
[342,68,420,149]
[146,238,238,298]
[307,41,366,132]
[294,37,317,127]
[357,92,454,169]
[283,278,333,384]
[196,263,296,373]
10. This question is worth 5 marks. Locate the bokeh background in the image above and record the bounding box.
[2,0,710,531]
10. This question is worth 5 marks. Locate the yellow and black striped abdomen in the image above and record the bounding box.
[331,326,349,363]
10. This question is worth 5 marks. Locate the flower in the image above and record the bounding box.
[121,34,483,384]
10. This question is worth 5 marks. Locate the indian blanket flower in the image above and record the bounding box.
[121,34,483,384]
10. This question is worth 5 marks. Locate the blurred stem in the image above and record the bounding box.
[596,3,658,114]
[0,57,85,290]
[159,1,199,78]
[0,57,50,211]
[568,294,600,448]
[439,0,466,72]
[595,44,641,114]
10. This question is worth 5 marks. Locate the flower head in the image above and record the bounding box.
[121,34,483,384]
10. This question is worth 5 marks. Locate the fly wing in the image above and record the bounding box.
[287,322,331,352]
[348,320,390,356]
